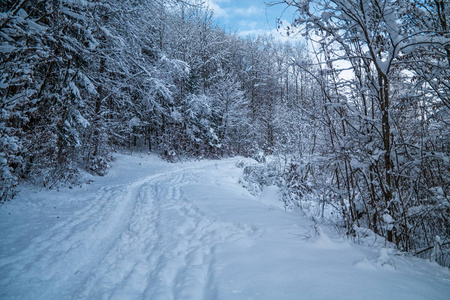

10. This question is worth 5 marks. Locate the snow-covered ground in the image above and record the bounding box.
[0,153,449,300]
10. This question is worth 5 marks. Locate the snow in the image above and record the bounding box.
[75,110,90,128]
[26,19,47,32]
[0,153,449,299]
[61,7,87,21]
[79,73,97,96]
[259,185,285,210]
[128,116,141,127]
[0,42,14,54]
[69,81,81,100]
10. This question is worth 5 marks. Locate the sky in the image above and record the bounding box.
[203,0,300,41]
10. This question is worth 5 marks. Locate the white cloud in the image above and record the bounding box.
[238,20,259,29]
[238,21,303,44]
[234,6,263,16]
[238,29,268,37]
[205,0,229,18]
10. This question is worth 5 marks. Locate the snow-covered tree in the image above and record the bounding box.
[270,0,450,258]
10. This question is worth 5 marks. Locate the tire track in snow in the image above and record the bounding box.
[141,168,258,300]
[0,159,259,300]
[74,163,259,300]
[0,185,125,298]
[0,164,194,299]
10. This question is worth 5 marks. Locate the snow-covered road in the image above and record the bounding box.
[1,154,449,299]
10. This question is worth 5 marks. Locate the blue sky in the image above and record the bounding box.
[204,0,299,41]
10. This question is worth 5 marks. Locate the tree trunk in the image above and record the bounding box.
[379,72,393,242]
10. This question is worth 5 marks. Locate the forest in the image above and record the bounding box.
[1,0,449,266]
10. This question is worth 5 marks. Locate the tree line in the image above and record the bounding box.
[259,0,449,266]
[0,0,283,194]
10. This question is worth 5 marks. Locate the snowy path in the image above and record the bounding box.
[0,154,449,299]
